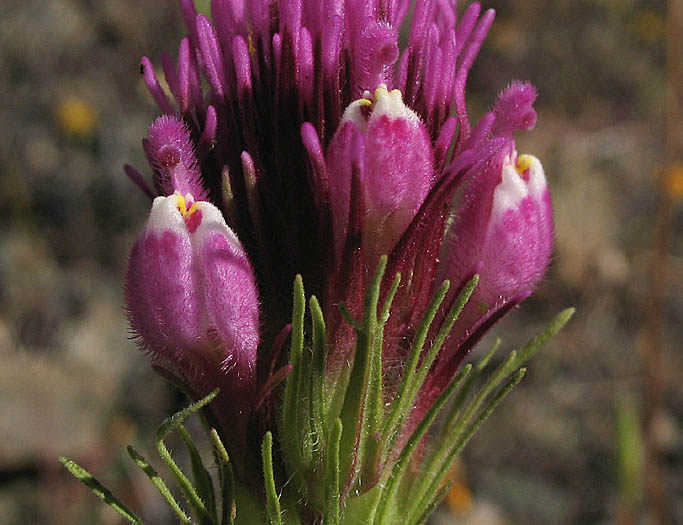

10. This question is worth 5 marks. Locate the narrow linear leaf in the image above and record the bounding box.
[379,273,401,325]
[409,368,527,521]
[323,419,343,525]
[438,337,502,438]
[380,279,451,445]
[59,456,143,525]
[446,348,519,438]
[262,432,283,525]
[458,368,527,451]
[447,308,573,439]
[361,269,396,481]
[338,302,361,331]
[476,337,502,371]
[408,337,503,515]
[126,446,190,523]
[511,308,575,368]
[156,391,219,524]
[375,364,471,524]
[283,275,307,463]
[208,429,234,525]
[390,276,479,454]
[178,424,217,523]
[413,481,453,525]
[338,255,387,491]
[411,309,573,520]
[381,275,478,463]
[428,276,479,361]
[157,389,219,440]
[310,295,327,448]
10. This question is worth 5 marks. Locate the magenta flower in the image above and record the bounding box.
[125,190,260,461]
[121,0,559,512]
[326,84,434,266]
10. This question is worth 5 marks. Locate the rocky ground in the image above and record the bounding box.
[1,1,680,523]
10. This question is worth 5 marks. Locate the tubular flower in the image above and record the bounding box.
[122,0,557,516]
[326,84,434,266]
[126,190,260,460]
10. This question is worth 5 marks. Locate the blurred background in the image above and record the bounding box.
[0,0,680,523]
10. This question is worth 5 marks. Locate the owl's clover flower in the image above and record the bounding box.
[122,0,557,515]
[125,188,260,459]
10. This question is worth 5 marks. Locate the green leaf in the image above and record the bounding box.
[379,273,401,325]
[338,302,361,331]
[409,368,526,522]
[408,309,573,520]
[178,424,218,524]
[59,456,143,525]
[323,419,343,525]
[447,308,574,439]
[408,348,525,519]
[374,364,471,524]
[616,397,643,506]
[406,337,503,515]
[126,445,191,524]
[338,255,387,492]
[208,428,235,525]
[282,275,308,465]
[510,307,575,369]
[156,390,219,524]
[310,295,327,450]
[381,275,478,462]
[439,337,502,437]
[361,268,397,482]
[380,280,450,448]
[262,432,283,525]
[412,482,452,525]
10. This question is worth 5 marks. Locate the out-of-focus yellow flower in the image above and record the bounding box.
[57,97,97,137]
[632,10,666,43]
[665,162,683,200]
[443,460,473,514]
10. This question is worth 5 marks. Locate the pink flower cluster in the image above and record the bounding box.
[124,0,553,473]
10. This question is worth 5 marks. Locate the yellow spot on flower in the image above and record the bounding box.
[374,84,401,100]
[175,193,200,217]
[373,84,405,109]
[516,154,533,174]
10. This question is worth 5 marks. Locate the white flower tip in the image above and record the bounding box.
[145,193,240,246]
[341,84,421,131]
[516,154,546,197]
[492,154,547,214]
[147,194,187,233]
[372,84,421,127]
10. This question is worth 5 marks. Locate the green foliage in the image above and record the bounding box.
[262,432,282,525]
[58,457,142,524]
[60,268,573,524]
[616,397,643,506]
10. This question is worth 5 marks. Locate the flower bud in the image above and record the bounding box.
[327,84,434,265]
[438,147,553,344]
[125,192,259,406]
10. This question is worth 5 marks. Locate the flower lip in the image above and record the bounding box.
[492,153,547,215]
[146,191,239,236]
[341,84,422,132]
